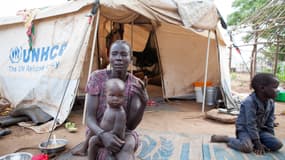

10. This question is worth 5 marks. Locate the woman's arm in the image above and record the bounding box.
[126,82,148,130]
[127,94,146,130]
[86,94,103,135]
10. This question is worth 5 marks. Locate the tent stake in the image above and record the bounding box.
[202,30,211,112]
[82,8,100,125]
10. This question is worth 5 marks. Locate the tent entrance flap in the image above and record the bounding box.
[155,22,220,98]
[129,27,164,94]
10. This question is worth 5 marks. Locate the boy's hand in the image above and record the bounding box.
[253,140,270,155]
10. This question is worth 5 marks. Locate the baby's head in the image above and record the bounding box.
[251,73,279,100]
[105,78,125,108]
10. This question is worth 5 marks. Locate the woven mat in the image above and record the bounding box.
[202,136,285,160]
[56,130,285,160]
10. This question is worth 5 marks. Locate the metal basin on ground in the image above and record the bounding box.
[0,152,32,160]
[39,139,68,154]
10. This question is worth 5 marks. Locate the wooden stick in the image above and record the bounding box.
[202,30,211,113]
[234,41,285,47]
[82,9,100,125]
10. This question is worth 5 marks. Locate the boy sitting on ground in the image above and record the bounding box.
[211,73,283,154]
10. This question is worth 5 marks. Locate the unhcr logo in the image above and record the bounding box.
[9,42,67,64]
[9,47,22,64]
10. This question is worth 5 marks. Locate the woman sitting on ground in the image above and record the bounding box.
[72,40,148,160]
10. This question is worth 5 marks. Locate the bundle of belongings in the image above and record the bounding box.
[0,97,53,136]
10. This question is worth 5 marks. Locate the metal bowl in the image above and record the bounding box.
[39,139,68,154]
[0,152,32,160]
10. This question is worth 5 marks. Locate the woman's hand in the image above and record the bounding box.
[99,131,125,153]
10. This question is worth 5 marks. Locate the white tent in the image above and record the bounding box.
[0,0,236,132]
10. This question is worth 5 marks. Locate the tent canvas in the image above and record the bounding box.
[0,0,236,132]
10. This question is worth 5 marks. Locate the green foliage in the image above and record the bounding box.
[228,0,285,70]
[277,63,285,82]
[231,72,237,81]
[277,73,285,82]
[261,44,285,62]
[227,0,268,26]
[280,46,285,61]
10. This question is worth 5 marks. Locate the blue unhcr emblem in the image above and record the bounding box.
[9,47,22,64]
[8,42,67,64]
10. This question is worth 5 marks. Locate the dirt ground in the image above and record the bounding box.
[1,72,285,157]
[230,72,252,93]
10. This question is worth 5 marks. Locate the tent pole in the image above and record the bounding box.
[82,8,100,124]
[214,30,226,103]
[130,21,134,75]
[46,13,92,143]
[202,30,211,112]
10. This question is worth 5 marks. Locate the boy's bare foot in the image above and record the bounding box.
[71,143,87,156]
[210,135,229,143]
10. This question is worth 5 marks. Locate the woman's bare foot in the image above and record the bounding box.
[71,143,87,156]
[210,135,229,143]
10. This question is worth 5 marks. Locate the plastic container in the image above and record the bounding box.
[206,86,217,105]
[275,91,285,102]
[194,87,203,103]
[193,81,213,103]
[193,81,213,87]
[0,152,32,160]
